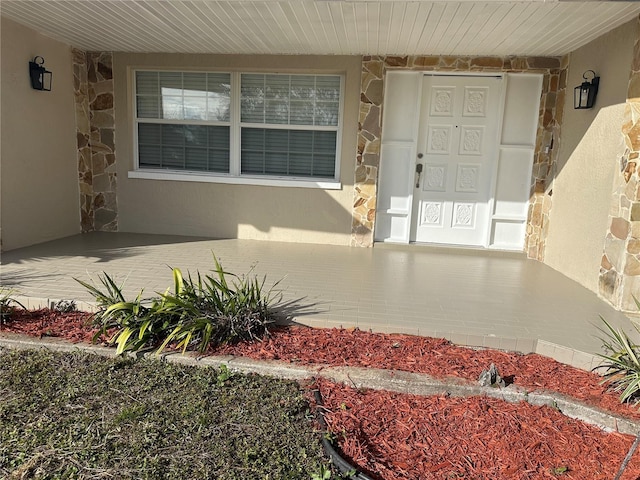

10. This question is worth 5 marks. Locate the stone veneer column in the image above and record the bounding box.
[72,50,118,232]
[351,55,567,259]
[527,56,568,261]
[72,49,93,231]
[351,57,384,246]
[599,20,640,313]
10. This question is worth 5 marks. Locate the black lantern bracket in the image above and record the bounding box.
[29,56,52,91]
[574,70,599,110]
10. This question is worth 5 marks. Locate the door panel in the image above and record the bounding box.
[411,75,502,246]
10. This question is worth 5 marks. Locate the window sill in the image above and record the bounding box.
[127,169,342,190]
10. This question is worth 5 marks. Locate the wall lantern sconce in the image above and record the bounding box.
[29,56,52,91]
[574,70,599,109]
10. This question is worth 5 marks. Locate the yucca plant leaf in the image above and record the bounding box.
[621,377,640,404]
[92,327,107,344]
[139,318,153,341]
[75,274,125,307]
[172,267,184,296]
[595,308,640,406]
[115,327,135,355]
[156,325,183,354]
[212,254,238,293]
[179,330,194,353]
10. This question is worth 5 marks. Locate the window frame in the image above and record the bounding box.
[130,68,344,189]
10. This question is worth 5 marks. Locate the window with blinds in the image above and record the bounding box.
[136,71,231,173]
[134,70,342,181]
[239,74,339,177]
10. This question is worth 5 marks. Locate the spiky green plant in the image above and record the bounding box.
[155,256,279,354]
[77,255,280,355]
[75,272,129,309]
[594,297,640,406]
[75,273,167,354]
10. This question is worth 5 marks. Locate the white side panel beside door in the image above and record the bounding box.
[374,71,422,243]
[489,73,543,250]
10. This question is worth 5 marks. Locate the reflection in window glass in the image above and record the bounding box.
[136,71,231,122]
[240,74,340,127]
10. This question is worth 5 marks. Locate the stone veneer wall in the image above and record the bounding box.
[72,50,118,232]
[600,21,640,313]
[352,55,568,260]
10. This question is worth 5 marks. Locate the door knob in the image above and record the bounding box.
[415,163,423,188]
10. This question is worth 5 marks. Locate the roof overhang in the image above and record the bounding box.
[1,1,639,57]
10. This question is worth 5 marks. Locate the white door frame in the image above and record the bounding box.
[374,71,541,250]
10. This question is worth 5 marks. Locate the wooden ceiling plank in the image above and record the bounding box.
[449,3,504,56]
[320,2,343,54]
[269,2,306,54]
[541,4,639,57]
[301,2,336,55]
[482,2,543,56]
[437,2,479,54]
[217,2,267,52]
[252,3,290,53]
[237,2,277,53]
[315,2,345,54]
[523,3,599,56]
[494,3,556,56]
[431,3,470,55]
[415,2,447,54]
[376,2,388,54]
[282,2,326,53]
[197,1,249,53]
[108,1,190,52]
[385,2,409,55]
[331,2,358,54]
[178,1,237,53]
[132,1,201,52]
[151,1,228,53]
[389,2,414,55]
[442,2,495,55]
[65,1,158,51]
[463,3,516,56]
[390,1,426,54]
[0,2,96,50]
[355,2,373,54]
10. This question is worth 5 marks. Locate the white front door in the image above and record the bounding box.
[410,75,503,246]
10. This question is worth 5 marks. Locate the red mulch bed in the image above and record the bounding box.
[313,377,640,480]
[214,325,640,421]
[2,308,640,479]
[1,308,99,343]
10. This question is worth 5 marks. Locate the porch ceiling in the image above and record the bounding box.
[1,1,639,57]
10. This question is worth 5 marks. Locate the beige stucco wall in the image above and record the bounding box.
[544,19,637,292]
[0,17,80,251]
[113,53,360,244]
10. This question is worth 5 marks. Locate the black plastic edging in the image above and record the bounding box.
[314,389,376,480]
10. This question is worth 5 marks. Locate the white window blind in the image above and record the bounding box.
[239,74,340,177]
[134,70,342,182]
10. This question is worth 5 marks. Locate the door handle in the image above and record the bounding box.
[415,163,423,188]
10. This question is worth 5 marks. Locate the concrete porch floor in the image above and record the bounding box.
[0,232,636,371]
